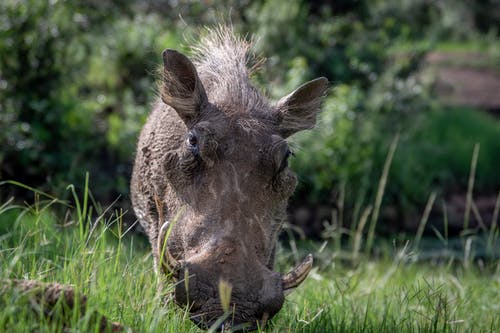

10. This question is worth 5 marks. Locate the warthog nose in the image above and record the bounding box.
[173,261,285,330]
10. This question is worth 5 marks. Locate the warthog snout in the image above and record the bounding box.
[159,226,313,329]
[131,27,326,330]
[174,255,284,329]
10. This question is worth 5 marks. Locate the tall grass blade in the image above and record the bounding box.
[352,205,372,262]
[414,191,437,251]
[442,200,449,246]
[366,133,399,254]
[0,197,17,215]
[463,143,479,230]
[336,181,346,255]
[0,180,69,206]
[487,189,500,255]
[463,237,473,269]
[82,172,89,229]
[492,189,500,229]
[352,177,369,231]
[158,207,183,276]
[218,279,233,313]
[471,201,487,231]
[66,184,83,238]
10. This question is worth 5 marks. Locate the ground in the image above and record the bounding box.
[427,51,500,113]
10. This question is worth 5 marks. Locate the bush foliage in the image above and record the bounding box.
[1,0,499,230]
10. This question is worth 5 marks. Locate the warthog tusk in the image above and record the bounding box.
[158,221,180,276]
[282,254,313,291]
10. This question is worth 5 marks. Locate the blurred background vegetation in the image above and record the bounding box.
[1,0,499,239]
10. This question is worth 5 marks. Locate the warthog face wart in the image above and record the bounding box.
[131,28,327,330]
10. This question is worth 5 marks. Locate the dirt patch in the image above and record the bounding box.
[425,51,500,112]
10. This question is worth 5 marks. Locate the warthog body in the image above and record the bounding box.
[131,27,327,330]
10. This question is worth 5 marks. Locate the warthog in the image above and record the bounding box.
[131,27,327,330]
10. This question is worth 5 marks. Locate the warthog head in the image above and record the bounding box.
[131,28,327,330]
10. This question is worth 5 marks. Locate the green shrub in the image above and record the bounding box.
[291,84,372,202]
[1,0,499,233]
[0,1,180,202]
[389,106,500,205]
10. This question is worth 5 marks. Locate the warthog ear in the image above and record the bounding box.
[161,49,208,125]
[275,77,328,138]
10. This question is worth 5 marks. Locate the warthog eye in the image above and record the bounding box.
[277,149,294,174]
[187,131,198,154]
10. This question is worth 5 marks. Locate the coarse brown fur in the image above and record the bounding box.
[131,26,328,330]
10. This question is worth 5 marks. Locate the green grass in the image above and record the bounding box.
[1,191,499,332]
[275,260,500,332]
